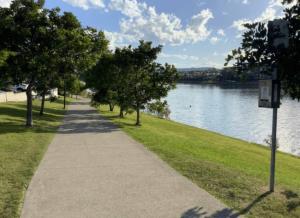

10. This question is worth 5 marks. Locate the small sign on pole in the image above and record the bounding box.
[258,79,280,109]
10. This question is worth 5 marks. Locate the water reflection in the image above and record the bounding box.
[166,83,300,156]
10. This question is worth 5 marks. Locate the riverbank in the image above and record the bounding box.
[177,81,259,87]
[99,105,300,217]
[0,98,71,218]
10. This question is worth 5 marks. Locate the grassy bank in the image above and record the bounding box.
[0,98,70,218]
[99,105,300,218]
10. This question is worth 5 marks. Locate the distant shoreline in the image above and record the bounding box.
[177,80,259,87]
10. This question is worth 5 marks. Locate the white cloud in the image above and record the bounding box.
[104,31,135,49]
[232,2,278,32]
[242,0,249,4]
[232,0,297,34]
[109,0,213,45]
[210,37,220,44]
[159,52,223,68]
[268,0,297,8]
[258,7,277,22]
[159,53,200,61]
[62,0,105,10]
[109,0,147,17]
[0,0,12,7]
[217,29,225,36]
[232,18,252,31]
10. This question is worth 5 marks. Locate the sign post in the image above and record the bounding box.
[258,19,288,192]
[258,69,280,192]
[270,69,279,192]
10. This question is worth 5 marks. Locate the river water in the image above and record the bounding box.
[166,83,300,156]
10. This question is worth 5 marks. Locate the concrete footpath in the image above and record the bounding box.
[21,99,238,218]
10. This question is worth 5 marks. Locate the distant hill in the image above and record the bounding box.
[177,66,259,83]
[177,67,218,72]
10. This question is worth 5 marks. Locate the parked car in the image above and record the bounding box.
[13,84,28,92]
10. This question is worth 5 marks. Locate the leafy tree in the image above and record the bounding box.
[0,0,56,126]
[56,19,108,109]
[0,50,10,67]
[129,41,178,125]
[114,46,136,117]
[67,76,85,99]
[225,1,300,100]
[147,100,171,119]
[86,41,178,125]
[0,1,108,124]
[85,53,119,111]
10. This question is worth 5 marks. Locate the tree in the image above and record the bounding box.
[0,1,108,124]
[85,52,119,111]
[56,21,108,109]
[129,41,178,125]
[67,76,84,99]
[147,100,171,119]
[86,41,178,124]
[225,0,300,100]
[0,0,55,126]
[114,46,136,117]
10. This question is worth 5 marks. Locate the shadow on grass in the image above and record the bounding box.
[282,190,300,212]
[12,102,64,117]
[101,114,119,120]
[0,123,58,134]
[181,191,273,218]
[98,112,139,127]
[0,101,65,134]
[238,191,272,215]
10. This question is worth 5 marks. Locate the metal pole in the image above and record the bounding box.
[270,107,277,192]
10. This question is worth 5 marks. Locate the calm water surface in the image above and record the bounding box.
[166,83,300,156]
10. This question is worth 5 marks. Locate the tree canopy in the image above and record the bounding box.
[86,41,178,125]
[0,0,108,126]
[225,1,300,100]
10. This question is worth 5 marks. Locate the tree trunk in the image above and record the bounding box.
[119,106,124,118]
[109,103,114,112]
[26,86,33,127]
[136,105,140,126]
[63,79,66,109]
[39,88,46,116]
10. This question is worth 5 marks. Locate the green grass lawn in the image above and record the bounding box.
[0,98,70,218]
[99,105,300,218]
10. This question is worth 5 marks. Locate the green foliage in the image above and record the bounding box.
[87,41,178,125]
[0,50,11,67]
[225,1,300,100]
[147,100,171,119]
[0,0,109,125]
[66,76,84,96]
[86,53,118,107]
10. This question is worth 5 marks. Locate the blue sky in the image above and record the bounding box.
[1,0,291,68]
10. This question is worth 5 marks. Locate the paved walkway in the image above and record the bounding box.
[21,99,237,218]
